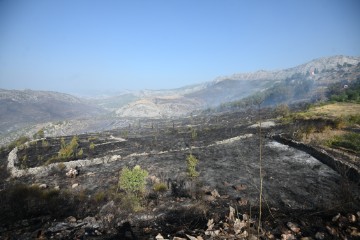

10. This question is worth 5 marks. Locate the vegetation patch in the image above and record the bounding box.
[118,165,148,195]
[186,154,199,179]
[327,132,360,154]
[301,102,360,119]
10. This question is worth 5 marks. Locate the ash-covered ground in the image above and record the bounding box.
[1,108,359,239]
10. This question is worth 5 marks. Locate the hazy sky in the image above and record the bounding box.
[0,0,359,95]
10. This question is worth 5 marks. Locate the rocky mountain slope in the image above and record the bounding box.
[112,55,360,116]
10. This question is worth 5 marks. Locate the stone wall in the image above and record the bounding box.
[271,134,360,184]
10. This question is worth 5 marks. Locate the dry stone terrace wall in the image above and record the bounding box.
[272,134,360,184]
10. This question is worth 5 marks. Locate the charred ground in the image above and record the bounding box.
[0,105,359,239]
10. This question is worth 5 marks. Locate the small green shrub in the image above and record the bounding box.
[94,191,106,203]
[153,182,167,192]
[89,142,95,150]
[58,136,80,160]
[348,114,360,125]
[88,136,98,141]
[8,136,30,150]
[327,132,360,153]
[118,165,148,195]
[186,154,199,179]
[77,148,83,157]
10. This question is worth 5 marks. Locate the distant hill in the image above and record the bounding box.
[0,89,107,135]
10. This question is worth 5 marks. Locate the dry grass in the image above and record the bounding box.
[305,102,360,118]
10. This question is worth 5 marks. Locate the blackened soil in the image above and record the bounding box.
[1,107,359,239]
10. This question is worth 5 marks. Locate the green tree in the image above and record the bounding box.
[186,154,199,179]
[58,136,80,160]
[118,165,148,195]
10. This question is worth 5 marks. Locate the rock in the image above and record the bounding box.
[206,219,214,231]
[238,198,248,206]
[348,214,356,223]
[149,175,160,184]
[39,184,48,189]
[237,230,248,238]
[326,225,338,236]
[66,216,77,223]
[83,216,97,225]
[287,222,300,233]
[315,231,325,239]
[266,231,275,239]
[332,213,340,222]
[211,189,220,198]
[173,237,186,240]
[248,235,258,240]
[72,183,79,188]
[155,233,164,240]
[54,185,60,190]
[281,232,296,240]
[228,206,235,221]
[233,184,247,191]
[48,222,70,232]
[203,195,215,202]
[349,226,360,237]
[185,234,197,240]
[66,168,79,178]
[234,218,246,234]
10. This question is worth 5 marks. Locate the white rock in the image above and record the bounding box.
[155,233,164,240]
[185,234,197,240]
[72,183,79,188]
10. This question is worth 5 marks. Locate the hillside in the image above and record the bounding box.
[0,104,359,239]
[111,55,360,116]
[0,89,106,135]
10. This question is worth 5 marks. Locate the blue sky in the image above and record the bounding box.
[0,0,359,95]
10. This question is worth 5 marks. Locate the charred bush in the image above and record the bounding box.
[0,184,80,224]
[168,178,190,198]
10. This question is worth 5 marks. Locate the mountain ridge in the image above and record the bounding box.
[1,55,359,136]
